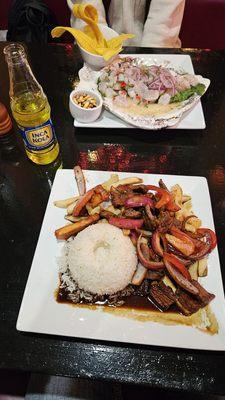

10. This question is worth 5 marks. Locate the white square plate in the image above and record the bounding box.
[17,170,225,350]
[74,54,206,130]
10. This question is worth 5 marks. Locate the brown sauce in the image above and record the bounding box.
[122,294,159,311]
[56,287,178,313]
[122,295,179,313]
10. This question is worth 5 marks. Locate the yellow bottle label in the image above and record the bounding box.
[19,119,56,151]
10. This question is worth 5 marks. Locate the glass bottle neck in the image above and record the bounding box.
[4,44,44,100]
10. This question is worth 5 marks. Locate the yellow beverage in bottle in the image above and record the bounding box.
[4,43,59,165]
[11,92,59,164]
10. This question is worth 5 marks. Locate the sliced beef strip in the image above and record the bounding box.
[175,288,203,316]
[149,281,176,311]
[122,208,142,218]
[175,281,215,316]
[143,205,157,230]
[156,211,174,233]
[143,213,153,230]
[191,280,215,306]
[106,280,151,305]
[100,209,115,219]
[115,184,149,194]
[110,184,151,207]
[131,184,149,194]
[172,219,183,229]
[143,209,156,231]
[110,187,130,207]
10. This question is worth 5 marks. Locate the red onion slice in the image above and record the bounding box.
[151,231,164,257]
[188,232,211,260]
[125,195,154,208]
[137,235,164,270]
[109,217,144,230]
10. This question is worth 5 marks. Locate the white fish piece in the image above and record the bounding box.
[127,88,136,98]
[114,94,129,107]
[175,75,191,91]
[105,87,116,98]
[158,93,171,105]
[98,81,108,95]
[145,89,160,102]
[134,81,149,97]
[185,73,199,86]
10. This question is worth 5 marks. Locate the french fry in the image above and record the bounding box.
[175,199,193,221]
[88,193,103,208]
[132,263,147,285]
[185,216,202,233]
[106,205,121,215]
[67,200,79,215]
[198,258,208,277]
[182,195,192,203]
[162,275,176,293]
[112,177,143,188]
[102,174,119,191]
[54,196,79,208]
[171,184,183,207]
[55,214,100,240]
[86,204,101,215]
[64,215,86,223]
[189,262,198,280]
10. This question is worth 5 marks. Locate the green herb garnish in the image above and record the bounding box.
[170,83,206,103]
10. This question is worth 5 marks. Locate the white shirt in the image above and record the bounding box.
[67,0,185,47]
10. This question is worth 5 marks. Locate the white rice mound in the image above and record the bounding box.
[67,224,137,295]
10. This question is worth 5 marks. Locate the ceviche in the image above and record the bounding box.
[97,57,206,107]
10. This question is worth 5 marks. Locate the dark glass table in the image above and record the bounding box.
[0,42,225,395]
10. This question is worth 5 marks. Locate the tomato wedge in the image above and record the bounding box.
[163,252,191,280]
[146,185,171,209]
[146,185,180,211]
[197,228,217,250]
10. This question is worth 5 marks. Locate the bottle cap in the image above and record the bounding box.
[0,102,13,136]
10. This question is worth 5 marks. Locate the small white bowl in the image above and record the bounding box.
[78,24,119,70]
[69,89,103,123]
